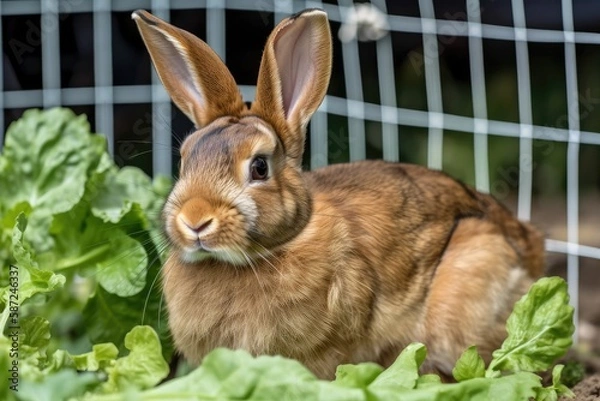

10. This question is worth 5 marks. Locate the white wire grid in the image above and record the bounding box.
[1,0,600,340]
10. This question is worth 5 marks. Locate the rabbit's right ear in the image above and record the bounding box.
[132,10,245,128]
[252,9,332,163]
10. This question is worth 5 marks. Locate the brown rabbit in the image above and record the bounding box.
[132,8,545,379]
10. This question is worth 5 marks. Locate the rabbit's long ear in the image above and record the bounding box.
[132,10,245,128]
[252,9,332,162]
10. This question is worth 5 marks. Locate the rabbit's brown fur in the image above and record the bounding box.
[133,8,545,379]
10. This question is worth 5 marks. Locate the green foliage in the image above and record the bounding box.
[452,346,486,382]
[100,326,169,394]
[535,364,575,401]
[0,108,171,356]
[0,109,577,400]
[559,360,586,389]
[488,277,574,373]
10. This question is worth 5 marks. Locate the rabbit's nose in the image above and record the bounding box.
[180,217,213,235]
[178,197,215,238]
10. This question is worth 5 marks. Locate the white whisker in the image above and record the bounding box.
[142,255,165,325]
[248,239,284,279]
[235,245,270,309]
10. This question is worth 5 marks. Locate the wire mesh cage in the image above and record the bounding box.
[2,0,600,346]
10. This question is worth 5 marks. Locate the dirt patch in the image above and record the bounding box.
[562,374,600,401]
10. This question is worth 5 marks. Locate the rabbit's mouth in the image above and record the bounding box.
[180,243,268,266]
[180,247,212,264]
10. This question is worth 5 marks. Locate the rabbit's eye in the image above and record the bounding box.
[250,156,269,181]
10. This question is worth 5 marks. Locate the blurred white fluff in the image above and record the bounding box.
[338,3,390,42]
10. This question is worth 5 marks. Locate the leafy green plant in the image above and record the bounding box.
[559,360,586,389]
[1,108,576,400]
[0,108,172,401]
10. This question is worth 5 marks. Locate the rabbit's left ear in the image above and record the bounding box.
[252,9,332,162]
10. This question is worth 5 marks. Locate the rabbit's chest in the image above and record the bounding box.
[162,259,336,363]
[165,278,274,356]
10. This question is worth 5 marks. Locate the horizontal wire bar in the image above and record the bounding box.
[546,239,600,260]
[4,87,600,146]
[2,2,600,45]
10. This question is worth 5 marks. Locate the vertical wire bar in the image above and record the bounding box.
[466,0,490,192]
[338,0,366,161]
[372,0,399,162]
[561,0,580,343]
[93,0,114,155]
[41,0,61,108]
[151,0,172,177]
[207,0,225,61]
[511,0,533,220]
[0,1,4,148]
[418,0,444,170]
[310,108,328,168]
[305,0,329,169]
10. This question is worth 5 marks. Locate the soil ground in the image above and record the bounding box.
[561,375,600,400]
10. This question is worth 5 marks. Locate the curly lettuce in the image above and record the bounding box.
[0,108,171,358]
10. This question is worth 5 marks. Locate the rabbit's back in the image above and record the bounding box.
[305,159,544,280]
[305,159,545,374]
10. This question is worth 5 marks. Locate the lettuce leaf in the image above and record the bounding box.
[78,347,540,401]
[101,326,169,393]
[334,363,384,389]
[83,347,364,401]
[18,369,99,401]
[91,166,158,225]
[72,343,119,371]
[368,342,426,392]
[12,315,87,385]
[378,372,540,401]
[20,316,51,350]
[452,346,486,382]
[15,324,166,399]
[535,364,575,401]
[0,214,65,316]
[1,108,171,357]
[488,277,574,374]
[82,259,169,356]
[0,108,105,252]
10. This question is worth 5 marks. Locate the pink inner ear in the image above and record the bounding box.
[162,39,206,110]
[147,28,205,116]
[274,19,314,119]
